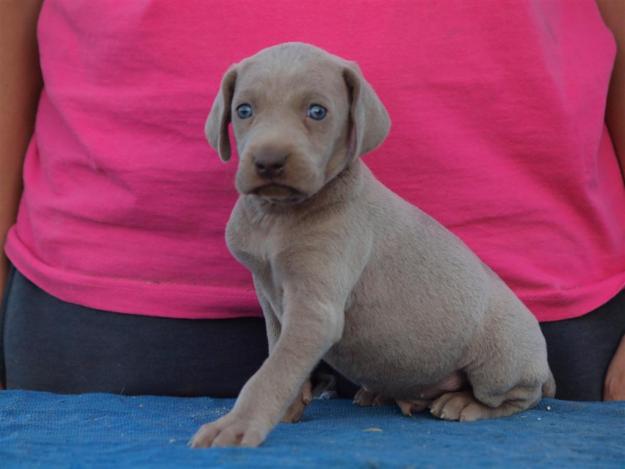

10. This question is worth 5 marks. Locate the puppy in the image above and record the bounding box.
[190,42,554,448]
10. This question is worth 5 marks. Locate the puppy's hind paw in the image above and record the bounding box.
[353,387,393,407]
[396,399,430,417]
[430,391,480,421]
[282,380,313,423]
[429,390,528,421]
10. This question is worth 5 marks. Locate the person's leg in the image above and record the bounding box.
[2,268,268,397]
[0,264,16,386]
[540,289,625,401]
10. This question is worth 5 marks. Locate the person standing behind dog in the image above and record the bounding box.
[1,0,624,401]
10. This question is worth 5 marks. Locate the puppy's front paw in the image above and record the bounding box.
[189,412,270,448]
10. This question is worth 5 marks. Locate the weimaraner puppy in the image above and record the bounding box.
[190,42,555,448]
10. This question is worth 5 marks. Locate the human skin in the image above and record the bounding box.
[0,0,43,390]
[596,0,625,401]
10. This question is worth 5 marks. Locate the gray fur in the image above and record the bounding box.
[190,43,554,448]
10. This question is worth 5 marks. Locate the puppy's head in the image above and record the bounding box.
[206,42,390,205]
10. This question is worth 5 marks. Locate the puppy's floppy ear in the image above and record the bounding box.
[205,66,238,162]
[343,63,391,161]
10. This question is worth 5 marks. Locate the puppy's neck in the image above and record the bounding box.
[242,159,365,220]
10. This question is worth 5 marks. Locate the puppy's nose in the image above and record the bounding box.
[253,153,288,179]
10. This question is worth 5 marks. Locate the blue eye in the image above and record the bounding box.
[307,104,327,120]
[236,103,253,119]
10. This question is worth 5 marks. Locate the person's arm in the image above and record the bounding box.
[598,0,625,176]
[0,0,44,388]
[596,0,625,401]
[604,336,625,400]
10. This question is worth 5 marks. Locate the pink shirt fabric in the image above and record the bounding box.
[5,0,625,322]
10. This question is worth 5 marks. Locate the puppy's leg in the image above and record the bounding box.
[255,285,313,424]
[429,286,552,422]
[190,288,344,448]
[429,343,547,421]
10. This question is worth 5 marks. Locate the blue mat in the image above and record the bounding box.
[0,391,623,468]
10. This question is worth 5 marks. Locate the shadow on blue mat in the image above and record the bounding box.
[0,390,623,468]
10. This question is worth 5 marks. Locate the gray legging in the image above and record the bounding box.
[1,267,268,397]
[2,267,624,400]
[540,289,625,401]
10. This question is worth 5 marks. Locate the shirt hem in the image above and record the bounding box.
[4,229,262,320]
[6,227,625,323]
[521,273,625,323]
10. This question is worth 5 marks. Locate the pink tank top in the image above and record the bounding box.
[6,0,624,322]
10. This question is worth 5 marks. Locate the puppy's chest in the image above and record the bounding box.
[226,211,282,273]
[232,242,289,323]
[226,205,289,313]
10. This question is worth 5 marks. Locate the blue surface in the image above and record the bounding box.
[0,391,624,468]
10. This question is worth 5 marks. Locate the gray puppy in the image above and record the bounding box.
[190,42,555,448]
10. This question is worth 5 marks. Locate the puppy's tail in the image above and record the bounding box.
[542,371,556,398]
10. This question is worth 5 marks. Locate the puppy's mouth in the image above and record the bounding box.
[250,183,307,204]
